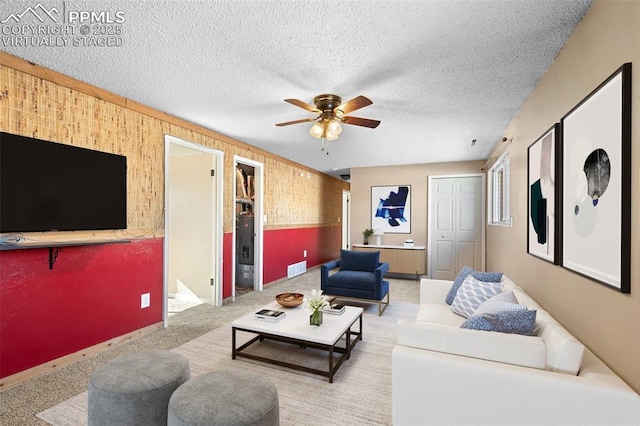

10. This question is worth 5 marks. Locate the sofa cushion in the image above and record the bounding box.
[450,276,502,318]
[461,310,537,336]
[474,290,527,315]
[340,249,379,272]
[511,287,585,375]
[396,319,546,369]
[417,303,466,327]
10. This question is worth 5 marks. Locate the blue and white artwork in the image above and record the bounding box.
[371,185,411,233]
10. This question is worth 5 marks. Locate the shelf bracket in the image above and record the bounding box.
[49,247,63,270]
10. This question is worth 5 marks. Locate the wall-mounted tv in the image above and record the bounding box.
[0,132,127,233]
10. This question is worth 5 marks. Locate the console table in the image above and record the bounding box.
[352,244,426,280]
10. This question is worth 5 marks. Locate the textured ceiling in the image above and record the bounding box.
[1,0,592,178]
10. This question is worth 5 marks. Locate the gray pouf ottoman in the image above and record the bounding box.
[88,350,190,426]
[168,370,279,426]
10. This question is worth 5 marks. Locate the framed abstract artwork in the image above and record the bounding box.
[561,62,631,293]
[371,185,411,233]
[527,124,560,264]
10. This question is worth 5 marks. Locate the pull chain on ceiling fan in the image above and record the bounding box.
[276,94,380,152]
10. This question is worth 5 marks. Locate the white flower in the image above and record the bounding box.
[305,289,328,312]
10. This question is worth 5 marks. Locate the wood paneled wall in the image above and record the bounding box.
[0,52,348,237]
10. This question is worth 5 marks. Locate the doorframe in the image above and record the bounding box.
[427,173,486,278]
[163,135,224,328]
[342,190,351,249]
[232,156,264,299]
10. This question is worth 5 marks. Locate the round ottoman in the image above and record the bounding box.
[168,370,279,426]
[88,350,190,426]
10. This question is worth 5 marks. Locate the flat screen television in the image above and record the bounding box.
[0,132,127,233]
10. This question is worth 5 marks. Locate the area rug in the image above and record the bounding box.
[37,301,418,425]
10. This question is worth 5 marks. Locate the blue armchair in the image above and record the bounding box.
[321,249,390,316]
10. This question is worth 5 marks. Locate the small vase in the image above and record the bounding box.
[310,310,323,326]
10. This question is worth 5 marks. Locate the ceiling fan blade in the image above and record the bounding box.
[275,117,317,127]
[284,99,320,114]
[341,116,381,128]
[335,95,373,115]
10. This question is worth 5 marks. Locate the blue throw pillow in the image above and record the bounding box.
[461,310,537,336]
[471,270,504,282]
[340,249,380,272]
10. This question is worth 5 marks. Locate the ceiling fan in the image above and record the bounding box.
[275,94,380,142]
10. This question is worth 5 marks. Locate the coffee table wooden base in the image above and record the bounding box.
[232,313,362,383]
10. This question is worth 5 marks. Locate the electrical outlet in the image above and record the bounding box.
[303,250,307,258]
[141,293,150,308]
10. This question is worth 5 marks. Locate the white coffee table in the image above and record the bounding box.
[231,301,363,382]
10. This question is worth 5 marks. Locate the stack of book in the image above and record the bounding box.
[254,309,286,323]
[323,304,346,315]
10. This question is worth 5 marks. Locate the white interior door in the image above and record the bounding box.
[428,174,485,279]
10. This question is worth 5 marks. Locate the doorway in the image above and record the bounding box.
[232,156,264,299]
[427,174,485,280]
[163,135,224,328]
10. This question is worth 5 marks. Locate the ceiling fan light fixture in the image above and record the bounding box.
[326,118,342,136]
[309,121,324,138]
[277,94,379,150]
[325,130,339,141]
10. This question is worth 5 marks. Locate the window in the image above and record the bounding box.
[488,152,511,227]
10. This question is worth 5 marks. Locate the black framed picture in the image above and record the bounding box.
[527,123,561,265]
[560,63,631,293]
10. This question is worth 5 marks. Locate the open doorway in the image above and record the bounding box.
[163,135,224,327]
[232,156,264,299]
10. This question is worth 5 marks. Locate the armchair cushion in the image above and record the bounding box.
[325,270,377,290]
[339,249,380,272]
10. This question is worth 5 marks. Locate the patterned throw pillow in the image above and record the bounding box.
[445,265,474,305]
[445,266,504,305]
[461,310,538,336]
[450,275,503,318]
[474,290,527,315]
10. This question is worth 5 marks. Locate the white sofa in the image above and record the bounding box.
[392,277,640,425]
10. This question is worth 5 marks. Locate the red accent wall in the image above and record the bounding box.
[223,233,233,297]
[222,226,341,298]
[263,226,341,284]
[0,238,163,378]
[1,226,340,378]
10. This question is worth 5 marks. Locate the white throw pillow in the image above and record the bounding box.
[451,275,503,318]
[474,290,528,315]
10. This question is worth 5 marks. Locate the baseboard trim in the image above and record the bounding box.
[0,322,163,391]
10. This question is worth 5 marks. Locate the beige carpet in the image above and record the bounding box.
[37,300,418,425]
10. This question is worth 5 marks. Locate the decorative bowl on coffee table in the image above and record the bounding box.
[275,292,304,308]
